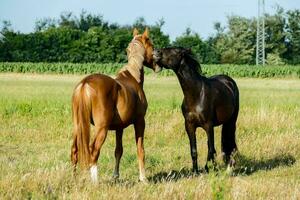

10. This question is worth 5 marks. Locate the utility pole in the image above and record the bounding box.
[256,0,265,66]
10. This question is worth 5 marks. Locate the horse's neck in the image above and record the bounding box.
[126,55,144,84]
[119,42,145,85]
[175,62,204,98]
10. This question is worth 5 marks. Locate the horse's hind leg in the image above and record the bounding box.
[221,118,237,167]
[113,129,123,179]
[89,92,114,182]
[134,119,147,182]
[89,126,108,182]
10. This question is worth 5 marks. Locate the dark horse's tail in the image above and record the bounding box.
[71,82,92,169]
[222,79,239,163]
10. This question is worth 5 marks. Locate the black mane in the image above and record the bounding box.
[182,50,202,75]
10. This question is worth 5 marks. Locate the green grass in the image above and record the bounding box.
[0,73,300,199]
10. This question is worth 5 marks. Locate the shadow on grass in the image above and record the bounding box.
[148,153,296,183]
[233,153,296,176]
[97,154,296,185]
[148,167,204,184]
[103,178,137,188]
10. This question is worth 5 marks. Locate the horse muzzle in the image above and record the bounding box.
[153,64,162,73]
[153,49,162,62]
[152,49,163,73]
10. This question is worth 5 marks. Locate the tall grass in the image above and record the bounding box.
[0,73,299,199]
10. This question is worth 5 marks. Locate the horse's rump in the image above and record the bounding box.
[208,75,239,125]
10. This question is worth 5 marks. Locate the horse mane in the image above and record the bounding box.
[118,36,145,83]
[182,50,202,75]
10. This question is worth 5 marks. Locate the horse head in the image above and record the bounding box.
[129,28,161,72]
[153,47,192,71]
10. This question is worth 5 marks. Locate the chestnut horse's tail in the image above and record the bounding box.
[72,83,92,169]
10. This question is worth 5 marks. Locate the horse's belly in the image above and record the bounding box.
[108,84,147,130]
[109,105,135,129]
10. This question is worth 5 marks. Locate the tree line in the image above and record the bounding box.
[0,8,299,65]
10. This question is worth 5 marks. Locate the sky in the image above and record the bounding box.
[0,0,299,40]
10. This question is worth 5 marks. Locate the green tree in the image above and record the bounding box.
[173,28,211,63]
[59,12,77,29]
[35,18,57,32]
[215,16,256,64]
[149,18,170,48]
[285,9,300,64]
[78,11,108,32]
[264,7,287,64]
[1,9,300,64]
[0,21,13,61]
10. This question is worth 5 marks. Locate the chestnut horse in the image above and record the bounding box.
[153,47,239,173]
[71,28,158,182]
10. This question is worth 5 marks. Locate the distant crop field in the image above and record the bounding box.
[0,73,299,199]
[1,62,300,78]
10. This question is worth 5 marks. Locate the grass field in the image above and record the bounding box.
[0,73,299,199]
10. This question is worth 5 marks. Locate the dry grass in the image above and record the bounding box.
[0,73,299,199]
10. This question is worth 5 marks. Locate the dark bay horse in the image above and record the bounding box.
[153,47,239,172]
[71,28,159,182]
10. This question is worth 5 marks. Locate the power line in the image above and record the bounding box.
[256,0,266,66]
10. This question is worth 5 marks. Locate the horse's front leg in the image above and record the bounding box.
[134,119,147,182]
[204,123,216,172]
[185,120,199,174]
[113,129,123,179]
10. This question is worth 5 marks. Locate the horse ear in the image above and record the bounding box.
[133,28,139,36]
[142,27,149,39]
[185,48,192,54]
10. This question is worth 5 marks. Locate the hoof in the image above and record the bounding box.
[226,165,234,176]
[205,162,217,173]
[139,176,149,184]
[205,165,209,173]
[226,159,236,176]
[229,158,236,168]
[192,168,200,175]
[112,173,119,180]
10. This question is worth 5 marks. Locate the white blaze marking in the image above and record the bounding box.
[90,165,98,183]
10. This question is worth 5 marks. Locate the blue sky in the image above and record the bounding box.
[0,0,299,40]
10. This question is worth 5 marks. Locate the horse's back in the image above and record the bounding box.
[208,74,239,99]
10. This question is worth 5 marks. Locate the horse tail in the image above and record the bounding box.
[221,79,239,160]
[72,82,92,169]
[233,80,239,118]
